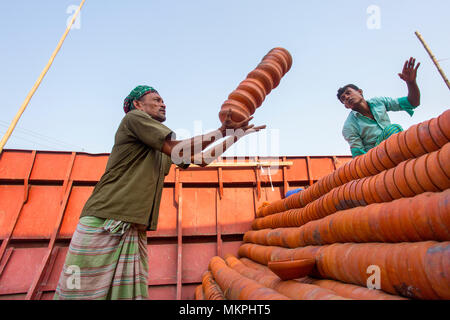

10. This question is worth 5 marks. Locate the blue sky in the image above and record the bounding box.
[1,0,449,156]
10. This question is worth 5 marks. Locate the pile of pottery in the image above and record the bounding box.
[219,47,292,124]
[196,109,450,300]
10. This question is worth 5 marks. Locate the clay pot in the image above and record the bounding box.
[374,171,393,203]
[376,140,396,170]
[352,157,363,179]
[219,99,251,123]
[336,185,349,210]
[417,120,440,153]
[354,178,367,206]
[392,161,415,197]
[237,78,266,108]
[426,150,450,190]
[397,130,415,159]
[336,165,348,185]
[363,149,379,175]
[228,89,257,114]
[424,242,450,299]
[247,68,274,95]
[429,190,450,240]
[437,109,450,140]
[404,158,425,195]
[384,132,406,166]
[263,55,288,77]
[268,258,316,281]
[342,161,354,183]
[369,146,385,173]
[332,170,343,188]
[405,123,427,157]
[384,167,403,200]
[437,142,450,178]
[361,177,376,205]
[267,48,293,72]
[348,158,361,180]
[414,153,440,192]
[428,117,448,148]
[368,174,384,203]
[257,61,283,88]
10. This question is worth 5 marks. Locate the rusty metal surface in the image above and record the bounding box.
[0,149,351,299]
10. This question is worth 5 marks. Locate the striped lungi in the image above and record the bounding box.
[53,216,149,300]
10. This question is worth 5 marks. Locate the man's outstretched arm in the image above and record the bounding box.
[161,110,265,166]
[398,57,421,107]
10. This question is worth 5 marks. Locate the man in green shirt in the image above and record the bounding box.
[54,85,265,300]
[338,57,421,157]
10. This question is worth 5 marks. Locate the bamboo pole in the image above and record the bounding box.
[415,30,450,90]
[0,0,86,154]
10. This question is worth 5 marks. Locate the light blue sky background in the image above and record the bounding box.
[1,0,449,156]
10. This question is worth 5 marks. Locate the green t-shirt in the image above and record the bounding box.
[342,96,416,157]
[80,109,187,230]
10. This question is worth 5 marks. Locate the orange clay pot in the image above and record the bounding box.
[342,161,354,183]
[384,132,406,165]
[423,241,450,299]
[437,109,450,140]
[426,150,450,190]
[336,165,348,185]
[392,160,415,197]
[405,243,440,299]
[356,155,371,178]
[369,146,385,173]
[367,174,383,203]
[363,149,379,175]
[247,68,274,95]
[346,158,358,180]
[333,185,346,211]
[405,123,428,157]
[353,178,367,206]
[430,190,450,240]
[350,179,362,207]
[437,142,450,178]
[263,52,289,75]
[331,170,343,188]
[219,99,251,123]
[352,156,364,179]
[267,48,293,72]
[417,120,440,152]
[414,153,440,192]
[376,140,396,170]
[257,61,283,88]
[361,176,376,205]
[373,171,393,202]
[428,117,448,148]
[404,158,426,195]
[228,89,257,114]
[237,78,266,107]
[342,180,355,208]
[268,258,316,281]
[397,130,415,159]
[383,167,403,200]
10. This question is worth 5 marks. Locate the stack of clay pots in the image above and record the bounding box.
[219,47,292,124]
[197,109,450,300]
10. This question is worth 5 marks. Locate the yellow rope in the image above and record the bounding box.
[0,0,86,154]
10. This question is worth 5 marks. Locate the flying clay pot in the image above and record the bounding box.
[219,47,292,125]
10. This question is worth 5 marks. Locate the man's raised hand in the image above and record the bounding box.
[398,57,420,83]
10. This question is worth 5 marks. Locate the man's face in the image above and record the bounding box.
[339,87,364,110]
[134,92,166,122]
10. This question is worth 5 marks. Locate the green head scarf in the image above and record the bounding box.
[123,85,158,113]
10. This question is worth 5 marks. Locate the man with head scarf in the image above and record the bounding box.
[337,57,421,158]
[54,85,265,300]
